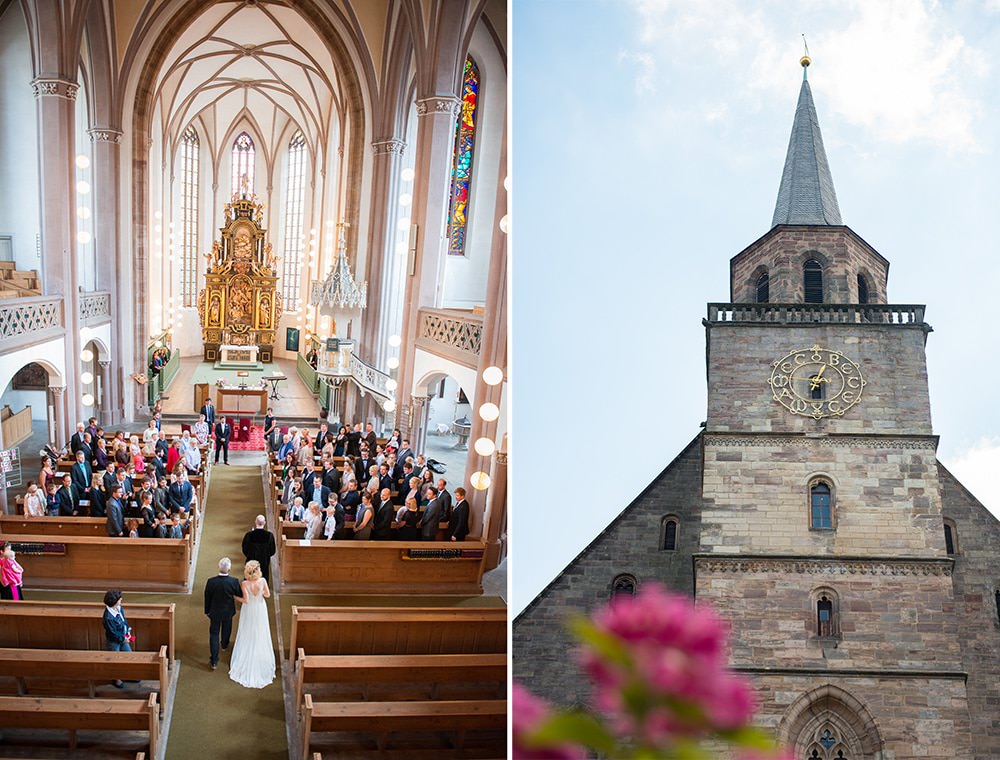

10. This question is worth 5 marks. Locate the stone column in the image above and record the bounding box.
[48,385,66,449]
[34,77,84,432]
[409,395,430,456]
[483,449,508,568]
[395,96,461,434]
[89,127,124,425]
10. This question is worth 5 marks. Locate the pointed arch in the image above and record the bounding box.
[778,684,884,757]
[231,130,255,196]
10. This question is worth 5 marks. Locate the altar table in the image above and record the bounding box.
[217,387,268,415]
[219,344,259,364]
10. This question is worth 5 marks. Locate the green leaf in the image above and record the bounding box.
[719,725,779,750]
[529,710,618,755]
[568,616,632,667]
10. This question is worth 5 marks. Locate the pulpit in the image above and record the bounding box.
[198,187,281,363]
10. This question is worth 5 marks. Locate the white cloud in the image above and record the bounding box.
[626,0,986,151]
[943,437,1000,519]
[618,50,657,95]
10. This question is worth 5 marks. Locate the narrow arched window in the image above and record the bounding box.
[804,259,824,303]
[611,574,636,600]
[995,589,1000,626]
[180,126,199,307]
[857,273,869,304]
[282,130,307,311]
[446,56,479,256]
[809,374,826,400]
[817,596,834,637]
[231,131,255,196]
[661,517,678,551]
[810,481,833,529]
[943,519,957,555]
[756,271,769,303]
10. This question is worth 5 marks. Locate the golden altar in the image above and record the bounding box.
[197,185,281,362]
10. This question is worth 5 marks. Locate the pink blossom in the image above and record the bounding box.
[513,683,587,760]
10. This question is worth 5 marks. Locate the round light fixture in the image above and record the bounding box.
[154,211,162,219]
[499,215,510,234]
[385,379,397,392]
[154,340,163,348]
[504,176,510,192]
[396,241,407,255]
[399,193,412,207]
[474,437,496,457]
[478,402,500,422]
[77,231,92,245]
[470,471,491,491]
[76,181,90,195]
[80,349,94,362]
[387,357,399,370]
[482,366,503,386]
[75,155,91,169]
[388,334,402,348]
[82,393,95,406]
[401,168,415,182]
[383,399,396,412]
[80,371,94,385]
[397,217,411,232]
[77,207,91,219]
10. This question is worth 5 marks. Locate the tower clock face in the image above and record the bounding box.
[768,345,865,419]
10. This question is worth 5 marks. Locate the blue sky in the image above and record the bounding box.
[511,0,1000,614]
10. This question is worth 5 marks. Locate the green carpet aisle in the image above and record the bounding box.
[164,463,287,760]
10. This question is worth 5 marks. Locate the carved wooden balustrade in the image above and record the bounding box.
[706,303,927,327]
[415,308,484,368]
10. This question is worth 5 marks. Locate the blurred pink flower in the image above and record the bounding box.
[513,682,587,760]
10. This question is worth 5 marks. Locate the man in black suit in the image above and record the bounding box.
[341,479,361,516]
[303,473,330,509]
[199,397,216,426]
[364,423,377,458]
[214,416,232,465]
[436,478,453,520]
[71,450,92,493]
[395,441,414,473]
[321,460,341,493]
[373,488,395,540]
[102,461,118,494]
[418,487,443,541]
[105,485,125,536]
[154,431,170,459]
[448,487,470,541]
[57,474,79,516]
[378,464,394,494]
[78,432,94,466]
[355,448,375,485]
[204,557,242,670]
[346,423,363,457]
[241,515,276,584]
[394,463,414,505]
[70,422,86,454]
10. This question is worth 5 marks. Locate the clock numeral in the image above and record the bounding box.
[841,392,854,403]
[827,400,842,414]
[793,354,808,367]
[790,398,808,413]
[841,363,853,374]
[846,377,861,390]
[827,353,840,367]
[781,362,794,374]
[770,375,788,388]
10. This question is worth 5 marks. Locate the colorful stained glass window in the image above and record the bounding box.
[446,57,479,256]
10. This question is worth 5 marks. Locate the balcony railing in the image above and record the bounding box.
[706,303,927,326]
[348,353,391,401]
[416,307,483,367]
[80,291,111,324]
[0,295,63,348]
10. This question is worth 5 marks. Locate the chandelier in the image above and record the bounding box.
[310,222,367,319]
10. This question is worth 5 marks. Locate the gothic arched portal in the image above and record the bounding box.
[778,684,884,759]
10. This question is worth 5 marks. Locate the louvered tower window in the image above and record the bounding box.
[857,274,869,304]
[756,271,769,303]
[804,259,824,303]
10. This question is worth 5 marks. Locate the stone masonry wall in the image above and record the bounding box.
[700,437,946,556]
[706,324,932,436]
[512,436,703,707]
[729,226,889,304]
[939,463,1000,759]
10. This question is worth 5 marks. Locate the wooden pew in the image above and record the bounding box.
[280,538,486,595]
[302,694,505,756]
[0,693,159,755]
[0,601,176,667]
[294,651,506,713]
[288,606,506,662]
[0,646,170,715]
[8,532,192,591]
[1,515,109,537]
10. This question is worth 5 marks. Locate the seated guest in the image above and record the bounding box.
[193,413,211,446]
[277,434,294,460]
[448,487,470,542]
[168,471,194,514]
[45,481,60,516]
[126,518,140,539]
[153,476,169,517]
[304,501,324,540]
[105,486,125,537]
[179,430,195,454]
[57,474,79,516]
[22,482,46,518]
[287,496,306,522]
[86,473,107,518]
[395,497,420,541]
[353,492,374,540]
[94,437,110,470]
[373,488,395,540]
[183,439,202,475]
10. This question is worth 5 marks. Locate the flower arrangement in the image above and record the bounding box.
[514,583,792,760]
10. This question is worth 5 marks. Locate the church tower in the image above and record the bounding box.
[515,57,1000,758]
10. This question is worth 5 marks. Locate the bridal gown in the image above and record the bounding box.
[228,582,275,688]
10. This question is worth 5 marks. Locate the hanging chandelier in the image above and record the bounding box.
[310,222,367,319]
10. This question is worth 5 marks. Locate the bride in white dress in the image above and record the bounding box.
[228,560,275,688]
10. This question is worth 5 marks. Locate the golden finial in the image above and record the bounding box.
[800,35,811,72]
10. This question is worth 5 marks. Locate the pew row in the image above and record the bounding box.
[293,651,506,714]
[0,601,176,667]
[0,646,170,716]
[280,538,485,595]
[0,693,159,756]
[0,511,199,544]
[7,532,192,591]
[301,695,505,758]
[288,606,507,662]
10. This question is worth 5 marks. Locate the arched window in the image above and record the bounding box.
[282,130,307,311]
[231,132,255,196]
[660,516,679,551]
[943,519,957,555]
[804,259,824,303]
[611,574,636,600]
[756,271,769,303]
[446,56,480,257]
[995,589,1000,626]
[810,587,840,639]
[809,374,826,400]
[856,273,869,305]
[180,126,199,307]
[810,480,833,530]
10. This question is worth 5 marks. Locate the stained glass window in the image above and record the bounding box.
[282,131,307,311]
[180,126,199,307]
[231,131,255,196]
[446,57,479,256]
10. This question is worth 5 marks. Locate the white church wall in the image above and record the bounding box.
[426,375,473,431]
[2,386,47,421]
[0,5,41,270]
[412,348,477,410]
[441,24,506,310]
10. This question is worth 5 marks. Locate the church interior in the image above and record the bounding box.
[0,0,507,757]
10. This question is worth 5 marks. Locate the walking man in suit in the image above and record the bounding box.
[204,557,242,670]
[214,416,232,465]
[418,486,443,541]
[200,397,216,426]
[241,514,276,583]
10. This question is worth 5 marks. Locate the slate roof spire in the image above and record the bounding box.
[771,54,842,227]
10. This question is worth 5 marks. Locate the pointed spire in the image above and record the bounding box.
[771,54,842,228]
